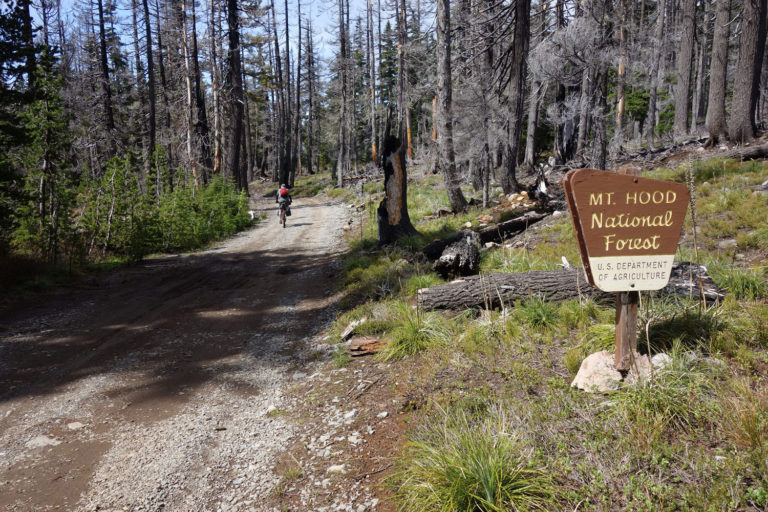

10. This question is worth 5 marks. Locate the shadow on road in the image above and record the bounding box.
[0,242,341,417]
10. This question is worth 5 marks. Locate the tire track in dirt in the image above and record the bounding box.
[0,195,348,511]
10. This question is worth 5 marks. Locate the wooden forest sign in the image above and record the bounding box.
[562,168,690,293]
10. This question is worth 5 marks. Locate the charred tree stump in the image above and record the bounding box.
[417,262,723,310]
[378,136,419,245]
[433,230,480,278]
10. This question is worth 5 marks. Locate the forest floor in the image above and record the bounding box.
[0,193,401,511]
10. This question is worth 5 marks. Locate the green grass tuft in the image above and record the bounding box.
[377,302,452,361]
[608,347,723,454]
[512,297,561,330]
[708,264,767,301]
[394,406,554,512]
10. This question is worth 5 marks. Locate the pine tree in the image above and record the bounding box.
[13,52,75,263]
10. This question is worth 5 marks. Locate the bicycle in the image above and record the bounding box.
[278,200,290,228]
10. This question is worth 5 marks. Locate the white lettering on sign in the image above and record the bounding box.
[590,211,674,230]
[625,190,678,205]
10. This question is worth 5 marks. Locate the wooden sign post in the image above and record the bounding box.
[562,169,689,370]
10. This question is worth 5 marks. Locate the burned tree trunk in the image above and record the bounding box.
[417,263,723,310]
[377,136,418,245]
[729,0,767,143]
[673,0,696,138]
[436,0,468,212]
[705,0,731,146]
[433,230,480,278]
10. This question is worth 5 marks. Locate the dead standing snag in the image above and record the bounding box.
[377,136,418,245]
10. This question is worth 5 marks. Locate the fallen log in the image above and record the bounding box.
[417,262,723,310]
[423,211,548,260]
[702,142,768,161]
[477,211,549,244]
[663,142,768,166]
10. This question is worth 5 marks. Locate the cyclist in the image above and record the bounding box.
[276,184,292,225]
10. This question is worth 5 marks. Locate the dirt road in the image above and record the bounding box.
[0,195,350,511]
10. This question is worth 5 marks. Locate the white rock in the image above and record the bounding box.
[717,239,738,250]
[67,422,85,431]
[624,353,653,385]
[26,435,62,449]
[376,411,388,418]
[571,350,622,393]
[651,353,672,370]
[327,464,346,474]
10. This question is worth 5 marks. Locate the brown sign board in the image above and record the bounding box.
[562,168,690,292]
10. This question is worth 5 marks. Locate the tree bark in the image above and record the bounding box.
[210,0,222,175]
[284,0,294,182]
[645,0,665,142]
[577,66,594,155]
[142,0,156,178]
[691,0,711,134]
[242,55,254,183]
[433,230,480,278]
[417,263,723,310]
[394,0,410,149]
[270,0,287,185]
[501,0,530,194]
[729,0,767,143]
[131,0,149,180]
[673,0,696,138]
[292,4,302,185]
[553,0,571,162]
[96,0,115,135]
[337,0,349,187]
[614,0,627,144]
[705,0,730,146]
[367,0,378,164]
[180,0,198,187]
[377,136,418,245]
[154,0,174,176]
[190,0,212,176]
[524,0,547,168]
[591,66,608,170]
[306,21,316,175]
[436,0,468,212]
[524,81,543,168]
[225,0,245,190]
